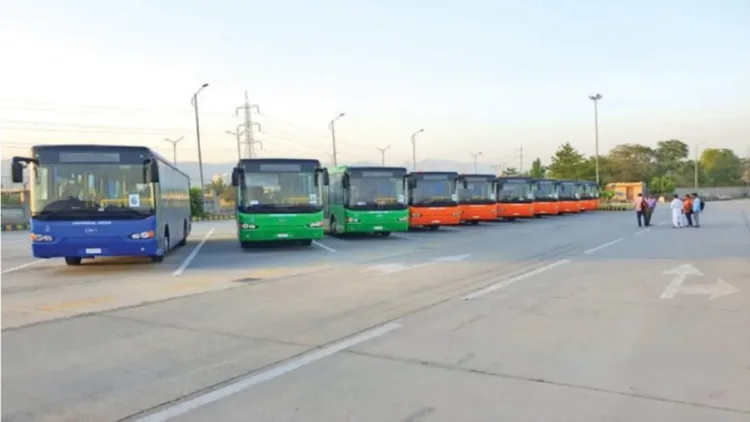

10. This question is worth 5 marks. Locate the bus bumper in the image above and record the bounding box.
[498,203,535,218]
[31,238,160,259]
[459,205,498,222]
[558,200,580,213]
[239,227,324,242]
[408,210,463,227]
[533,202,560,215]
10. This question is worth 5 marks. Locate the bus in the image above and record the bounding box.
[496,176,535,220]
[11,145,191,266]
[407,171,464,230]
[558,179,581,213]
[324,166,410,236]
[231,158,328,247]
[533,178,561,216]
[579,180,600,211]
[457,174,497,224]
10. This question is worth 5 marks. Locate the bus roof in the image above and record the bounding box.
[29,144,185,177]
[238,157,322,166]
[330,166,407,173]
[535,178,561,183]
[461,173,496,179]
[498,176,534,181]
[408,171,459,176]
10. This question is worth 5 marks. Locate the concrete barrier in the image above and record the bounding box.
[1,205,30,231]
[674,186,750,200]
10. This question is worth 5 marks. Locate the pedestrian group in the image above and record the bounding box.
[634,192,704,228]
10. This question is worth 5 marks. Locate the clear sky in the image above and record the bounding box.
[1,0,749,169]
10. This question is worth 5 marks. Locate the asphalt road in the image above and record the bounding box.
[2,202,749,422]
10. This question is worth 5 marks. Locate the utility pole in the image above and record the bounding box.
[410,128,425,171]
[164,136,183,164]
[376,146,391,166]
[470,151,482,173]
[226,124,248,161]
[329,113,346,166]
[588,93,603,184]
[235,91,261,158]
[517,145,524,173]
[191,83,209,195]
[694,142,705,189]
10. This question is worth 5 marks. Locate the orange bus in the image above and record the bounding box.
[557,179,581,213]
[496,176,535,220]
[533,178,560,216]
[579,180,600,211]
[458,174,498,224]
[407,171,464,230]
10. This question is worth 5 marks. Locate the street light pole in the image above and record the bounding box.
[191,83,209,194]
[329,113,345,166]
[410,128,424,171]
[694,142,706,189]
[226,124,248,161]
[164,136,183,164]
[376,146,391,166]
[588,93,603,185]
[470,151,483,173]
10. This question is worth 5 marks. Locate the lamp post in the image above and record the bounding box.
[588,93,602,184]
[191,83,209,194]
[410,128,424,171]
[694,142,706,189]
[164,136,183,164]
[470,151,483,173]
[376,146,391,166]
[329,113,345,166]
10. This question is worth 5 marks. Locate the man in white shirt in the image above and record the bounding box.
[669,194,683,228]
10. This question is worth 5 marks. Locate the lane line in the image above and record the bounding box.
[633,228,651,236]
[658,220,669,226]
[312,241,336,252]
[172,228,214,277]
[463,259,571,300]
[2,259,45,275]
[583,238,623,255]
[134,322,402,422]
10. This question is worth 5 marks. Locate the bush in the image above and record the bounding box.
[189,187,205,217]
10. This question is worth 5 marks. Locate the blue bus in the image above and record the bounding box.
[11,145,192,265]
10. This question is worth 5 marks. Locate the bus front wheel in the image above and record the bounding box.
[427,225,439,231]
[380,231,391,237]
[300,239,313,246]
[65,257,82,266]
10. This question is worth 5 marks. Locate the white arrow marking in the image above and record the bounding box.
[660,263,704,299]
[668,279,739,300]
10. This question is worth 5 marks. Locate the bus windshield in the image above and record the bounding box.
[349,173,405,208]
[458,178,495,203]
[241,171,319,211]
[559,182,576,199]
[30,163,154,220]
[534,181,558,199]
[411,175,456,205]
[498,180,532,202]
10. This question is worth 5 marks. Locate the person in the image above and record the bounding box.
[683,194,694,227]
[670,194,683,228]
[644,193,657,226]
[691,193,702,228]
[634,193,647,227]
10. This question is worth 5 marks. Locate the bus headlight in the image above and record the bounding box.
[346,217,359,223]
[308,221,322,228]
[411,212,422,218]
[129,231,155,240]
[451,212,462,217]
[398,216,409,222]
[31,234,54,242]
[240,223,257,229]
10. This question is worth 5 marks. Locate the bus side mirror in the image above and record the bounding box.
[459,177,468,189]
[231,168,242,186]
[150,160,160,183]
[406,175,417,189]
[11,158,24,183]
[342,174,350,189]
[316,168,329,186]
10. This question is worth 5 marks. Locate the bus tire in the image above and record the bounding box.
[178,220,188,246]
[428,225,439,231]
[505,217,516,222]
[151,232,169,263]
[65,257,82,266]
[300,239,313,246]
[380,231,391,237]
[329,217,338,237]
[470,220,479,225]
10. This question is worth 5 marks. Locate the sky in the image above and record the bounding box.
[1,0,749,170]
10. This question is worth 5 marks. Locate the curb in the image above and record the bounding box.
[2,224,30,231]
[597,205,634,212]
[192,214,235,222]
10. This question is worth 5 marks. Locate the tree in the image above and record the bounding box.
[547,143,585,179]
[654,139,689,177]
[700,148,744,186]
[190,187,204,217]
[528,158,546,178]
[606,143,656,182]
[503,167,519,176]
[648,176,676,195]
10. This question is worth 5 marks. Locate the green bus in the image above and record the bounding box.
[230,158,329,248]
[323,166,411,237]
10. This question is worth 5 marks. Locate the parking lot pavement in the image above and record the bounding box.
[143,202,749,422]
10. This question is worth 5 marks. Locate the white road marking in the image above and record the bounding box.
[312,241,336,253]
[463,259,571,300]
[633,228,651,236]
[135,322,402,422]
[172,228,214,277]
[1,259,45,274]
[658,220,669,226]
[583,238,623,255]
